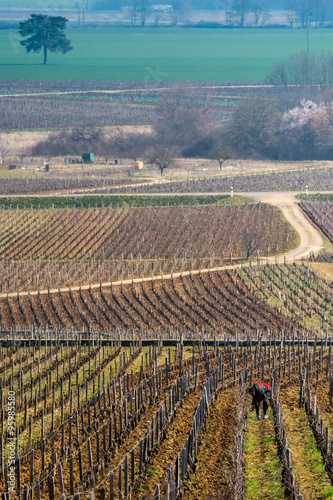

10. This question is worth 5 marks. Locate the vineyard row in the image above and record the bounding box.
[0,270,296,336]
[0,204,294,262]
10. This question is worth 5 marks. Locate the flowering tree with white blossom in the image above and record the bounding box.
[282,100,326,132]
[281,99,333,154]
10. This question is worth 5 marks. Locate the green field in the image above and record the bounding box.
[0,0,81,6]
[0,27,332,81]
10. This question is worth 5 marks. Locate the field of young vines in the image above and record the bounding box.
[0,80,287,131]
[0,269,296,336]
[3,165,332,196]
[1,335,333,499]
[302,199,333,245]
[0,203,297,293]
[238,262,333,334]
[0,82,234,132]
[109,166,333,194]
[2,192,333,499]
[0,178,143,197]
[300,200,333,266]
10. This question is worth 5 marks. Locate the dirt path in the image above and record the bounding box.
[0,192,324,298]
[0,84,292,99]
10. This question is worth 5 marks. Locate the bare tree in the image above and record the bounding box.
[314,0,329,27]
[171,0,191,25]
[148,147,174,175]
[94,140,112,164]
[229,0,251,26]
[130,0,140,26]
[153,12,161,26]
[138,0,152,26]
[284,0,315,27]
[284,0,297,27]
[251,1,268,26]
[243,232,257,258]
[154,92,214,153]
[17,148,31,163]
[228,98,278,155]
[70,125,104,148]
[0,143,9,162]
[209,147,232,170]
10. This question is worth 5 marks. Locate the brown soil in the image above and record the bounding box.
[4,351,222,498]
[138,388,204,497]
[309,379,333,430]
[182,388,237,499]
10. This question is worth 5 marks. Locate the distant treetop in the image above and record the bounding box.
[268,51,333,86]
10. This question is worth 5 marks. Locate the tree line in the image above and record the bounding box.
[30,76,333,173]
[91,0,333,27]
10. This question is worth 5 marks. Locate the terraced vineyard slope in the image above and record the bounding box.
[0,270,296,336]
[0,203,297,293]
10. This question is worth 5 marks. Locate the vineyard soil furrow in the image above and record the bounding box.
[182,387,237,499]
[139,390,204,496]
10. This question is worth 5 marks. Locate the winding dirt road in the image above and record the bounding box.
[245,192,324,261]
[0,192,325,298]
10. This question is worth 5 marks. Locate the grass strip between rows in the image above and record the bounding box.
[280,386,333,499]
[244,408,284,500]
[0,195,242,209]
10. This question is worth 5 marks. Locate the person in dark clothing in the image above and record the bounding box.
[248,382,271,420]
